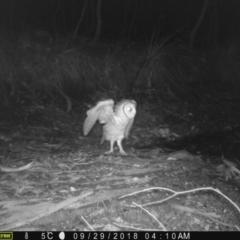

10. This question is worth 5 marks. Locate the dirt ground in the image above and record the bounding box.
[0,83,240,231]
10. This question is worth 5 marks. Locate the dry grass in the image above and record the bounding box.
[214,39,240,84]
[0,32,239,109]
[129,36,205,100]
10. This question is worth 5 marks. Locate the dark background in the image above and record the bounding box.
[0,0,239,47]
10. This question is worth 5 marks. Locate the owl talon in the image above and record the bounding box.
[119,150,127,156]
[117,139,127,156]
[104,150,127,156]
[105,150,113,155]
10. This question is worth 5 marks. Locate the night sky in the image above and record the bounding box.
[0,0,240,47]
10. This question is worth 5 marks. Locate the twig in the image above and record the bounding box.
[120,187,240,215]
[113,222,160,231]
[81,216,95,231]
[133,202,167,231]
[172,204,239,230]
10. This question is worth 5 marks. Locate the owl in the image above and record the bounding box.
[83,99,137,155]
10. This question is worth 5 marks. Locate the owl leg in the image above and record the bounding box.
[105,140,114,154]
[117,139,127,156]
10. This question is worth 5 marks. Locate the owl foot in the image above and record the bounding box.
[105,150,114,155]
[117,139,127,156]
[119,150,127,156]
[104,150,127,156]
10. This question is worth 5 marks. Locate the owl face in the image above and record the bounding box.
[123,101,137,119]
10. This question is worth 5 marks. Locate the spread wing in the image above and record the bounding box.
[83,99,114,136]
[124,118,134,139]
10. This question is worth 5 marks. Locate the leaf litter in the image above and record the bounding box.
[0,92,240,231]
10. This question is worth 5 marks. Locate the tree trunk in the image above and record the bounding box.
[73,0,89,40]
[210,0,219,46]
[128,0,138,41]
[189,0,209,48]
[93,0,102,42]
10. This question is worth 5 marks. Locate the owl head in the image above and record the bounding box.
[114,99,137,119]
[123,100,137,119]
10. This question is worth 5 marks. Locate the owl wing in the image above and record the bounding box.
[124,118,134,139]
[83,99,114,136]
